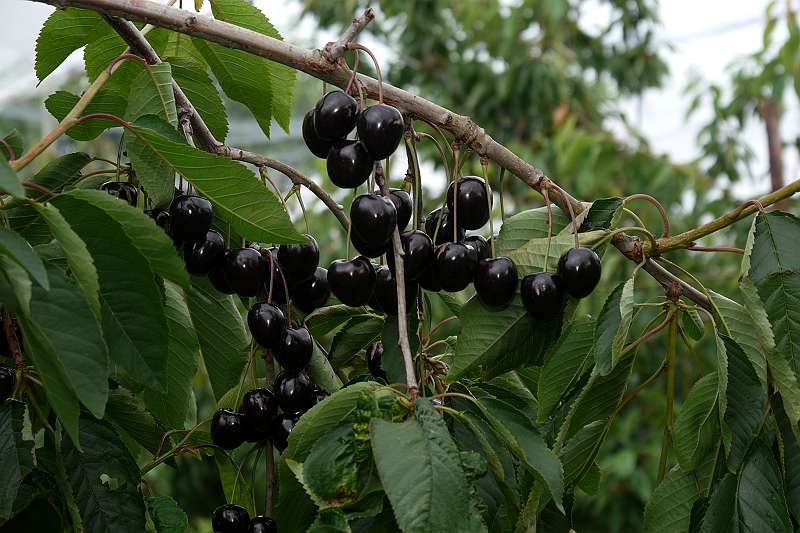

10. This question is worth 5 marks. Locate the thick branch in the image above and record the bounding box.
[322,8,375,63]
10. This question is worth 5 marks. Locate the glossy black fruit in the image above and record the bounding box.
[209,259,236,294]
[0,365,15,402]
[474,257,518,308]
[271,412,300,452]
[184,230,226,276]
[435,243,478,292]
[100,181,138,206]
[350,230,389,258]
[146,208,171,234]
[557,247,602,299]
[242,388,278,433]
[212,504,250,533]
[388,188,413,232]
[351,194,398,248]
[291,267,331,313]
[425,207,465,246]
[277,235,319,287]
[170,195,213,243]
[418,264,443,292]
[386,230,434,280]
[357,103,404,160]
[211,409,246,450]
[369,265,417,315]
[327,257,376,307]
[314,90,358,140]
[274,327,313,372]
[366,342,387,381]
[249,516,278,533]
[257,247,287,305]
[274,371,316,414]
[327,140,373,189]
[243,419,270,444]
[464,235,491,261]
[248,302,287,350]
[302,110,332,158]
[521,272,565,320]
[224,248,266,297]
[446,176,490,230]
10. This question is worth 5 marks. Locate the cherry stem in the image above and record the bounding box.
[347,43,384,103]
[344,48,360,95]
[480,157,496,259]
[0,139,15,161]
[624,194,671,238]
[259,166,287,211]
[21,182,56,198]
[346,189,356,259]
[548,182,580,248]
[2,310,24,370]
[542,188,554,273]
[295,187,310,234]
[685,244,745,254]
[105,52,149,73]
[265,248,275,305]
[264,349,275,516]
[450,144,461,243]
[498,168,506,224]
[404,128,423,231]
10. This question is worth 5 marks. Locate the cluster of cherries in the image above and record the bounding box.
[212,505,275,533]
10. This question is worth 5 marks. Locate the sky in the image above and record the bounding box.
[2,0,797,198]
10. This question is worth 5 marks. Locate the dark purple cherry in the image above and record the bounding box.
[100,181,138,206]
[446,176,490,230]
[146,208,171,234]
[211,409,246,450]
[357,103,404,160]
[557,248,602,299]
[369,265,417,315]
[170,195,213,243]
[278,235,319,286]
[474,257,518,308]
[351,194,398,248]
[291,267,330,313]
[271,412,300,452]
[184,230,226,276]
[243,421,270,444]
[387,230,434,280]
[350,230,389,259]
[327,257,376,307]
[366,342,387,381]
[302,110,332,158]
[425,207,465,246]
[274,371,316,414]
[249,516,278,533]
[313,90,358,140]
[248,302,287,350]
[521,272,564,320]
[464,235,491,261]
[241,388,278,433]
[212,504,250,533]
[209,257,236,295]
[258,247,287,305]
[224,248,266,297]
[418,264,442,292]
[434,242,477,292]
[274,327,313,371]
[389,188,413,232]
[327,140,373,189]
[0,365,14,402]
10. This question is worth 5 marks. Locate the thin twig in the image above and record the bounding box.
[685,245,745,254]
[625,193,671,238]
[323,8,375,63]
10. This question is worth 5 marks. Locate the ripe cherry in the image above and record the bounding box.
[258,247,287,305]
[313,90,358,140]
[327,140,373,189]
[249,516,278,533]
[327,257,376,307]
[243,421,270,444]
[369,265,417,315]
[366,342,387,381]
[351,194,398,249]
[248,302,287,350]
[350,230,389,259]
[474,257,518,308]
[0,365,15,402]
[278,235,319,286]
[241,388,278,433]
[557,248,602,299]
[100,181,138,206]
[271,412,300,452]
[274,371,316,414]
[446,176,490,230]
[291,267,331,313]
[146,208,171,234]
[386,230,434,281]
[357,103,404,160]
[211,409,246,450]
[209,258,236,295]
[418,264,443,292]
[170,195,214,243]
[434,243,477,292]
[464,235,491,261]
[274,327,313,372]
[521,272,564,320]
[184,230,226,276]
[425,207,465,246]
[212,504,250,533]
[389,188,413,232]
[224,248,266,297]
[302,110,332,158]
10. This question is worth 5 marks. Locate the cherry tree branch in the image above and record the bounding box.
[322,8,375,63]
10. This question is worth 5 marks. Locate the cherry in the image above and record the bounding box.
[435,243,477,292]
[357,103,404,160]
[302,110,332,158]
[258,247,287,305]
[446,176,490,230]
[327,257,376,307]
[100,181,138,206]
[248,302,287,350]
[474,257,518,308]
[211,409,246,450]
[291,267,331,313]
[351,194,398,249]
[313,90,358,140]
[521,272,564,320]
[314,387,328,404]
[170,195,214,243]
[386,230,434,280]
[418,264,443,292]
[209,259,236,295]
[425,207,465,246]
[369,265,417,315]
[223,248,266,297]
[327,140,373,189]
[278,235,319,286]
[366,342,387,381]
[271,412,300,452]
[388,188,413,232]
[0,365,14,402]
[249,516,278,533]
[557,248,602,299]
[241,388,278,433]
[464,235,491,261]
[274,327,313,372]
[212,504,250,533]
[350,230,389,259]
[243,421,270,444]
[274,371,316,414]
[146,208,171,234]
[184,230,226,276]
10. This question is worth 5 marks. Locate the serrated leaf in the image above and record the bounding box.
[682,307,705,340]
[774,395,800,524]
[125,115,183,209]
[594,278,635,375]
[330,316,383,366]
[711,291,768,389]
[496,207,569,255]
[306,305,375,339]
[303,423,365,505]
[308,342,343,394]
[673,372,718,470]
[125,63,177,126]
[736,441,793,532]
[723,335,766,470]
[644,467,702,533]
[25,152,92,200]
[2,130,24,160]
[146,495,188,533]
[167,57,229,142]
[215,449,254,515]
[0,401,34,520]
[0,158,25,199]
[105,388,166,455]
[557,420,605,485]
[748,212,800,284]
[380,313,419,384]
[0,229,48,290]
[541,319,596,422]
[46,90,127,141]
[699,474,737,533]
[578,197,624,232]
[35,7,109,82]
[0,256,32,316]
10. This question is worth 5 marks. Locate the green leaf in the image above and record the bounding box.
[303,423,365,505]
[0,158,25,199]
[0,257,32,316]
[125,63,177,126]
[774,395,800,524]
[578,197,624,232]
[330,316,384,366]
[736,441,793,532]
[25,152,92,200]
[712,292,768,389]
[699,474,737,533]
[723,335,766,470]
[306,305,375,339]
[0,229,49,290]
[125,115,184,209]
[35,8,109,81]
[644,467,702,533]
[105,388,166,455]
[61,416,146,533]
[0,401,34,520]
[215,449,254,515]
[371,398,486,533]
[46,90,127,141]
[2,130,24,160]
[558,420,605,485]
[682,307,705,341]
[308,342,343,394]
[748,212,800,284]
[167,57,229,141]
[185,277,249,400]
[673,372,718,470]
[594,278,635,375]
[146,495,189,533]
[495,206,569,255]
